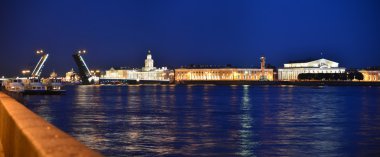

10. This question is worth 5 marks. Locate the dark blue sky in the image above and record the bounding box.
[1,0,380,77]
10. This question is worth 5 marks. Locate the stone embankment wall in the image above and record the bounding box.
[0,92,102,157]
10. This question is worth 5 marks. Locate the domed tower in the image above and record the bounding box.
[143,50,155,71]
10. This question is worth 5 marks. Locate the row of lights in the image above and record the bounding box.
[36,49,88,54]
[36,50,44,54]
[78,50,86,54]
[22,69,101,76]
[90,70,101,73]
[22,70,30,75]
[21,49,88,75]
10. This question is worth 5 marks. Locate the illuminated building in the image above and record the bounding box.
[175,57,273,82]
[127,67,171,81]
[143,50,154,72]
[103,67,128,79]
[64,68,81,83]
[278,58,346,81]
[127,50,172,81]
[50,71,58,78]
[359,70,380,81]
[175,68,273,81]
[103,50,172,82]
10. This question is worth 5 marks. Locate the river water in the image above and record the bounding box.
[23,85,380,156]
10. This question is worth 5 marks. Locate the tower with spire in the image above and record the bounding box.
[143,50,155,71]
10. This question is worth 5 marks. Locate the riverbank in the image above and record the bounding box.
[0,92,102,157]
[175,80,380,86]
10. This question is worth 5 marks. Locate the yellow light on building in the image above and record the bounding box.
[175,68,274,82]
[359,70,380,82]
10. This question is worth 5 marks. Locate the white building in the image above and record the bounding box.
[128,67,170,81]
[103,67,128,79]
[278,58,346,81]
[103,50,172,81]
[64,68,81,83]
[143,50,155,72]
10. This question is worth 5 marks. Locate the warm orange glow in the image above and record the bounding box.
[359,70,380,82]
[175,68,274,81]
[21,70,30,74]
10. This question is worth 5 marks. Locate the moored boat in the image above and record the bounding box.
[45,78,66,95]
[4,78,25,92]
[23,78,49,94]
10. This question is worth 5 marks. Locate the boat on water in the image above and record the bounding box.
[2,77,65,95]
[45,78,66,95]
[23,78,48,94]
[3,78,25,92]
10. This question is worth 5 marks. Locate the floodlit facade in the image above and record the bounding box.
[102,50,172,81]
[278,58,346,81]
[175,68,274,81]
[175,57,273,82]
[359,70,380,81]
[127,67,171,81]
[103,67,128,79]
[143,50,155,72]
[64,68,81,83]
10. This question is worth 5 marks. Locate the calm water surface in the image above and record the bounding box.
[23,85,380,156]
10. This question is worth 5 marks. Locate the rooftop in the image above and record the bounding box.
[287,58,319,64]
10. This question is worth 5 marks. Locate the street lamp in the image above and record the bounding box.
[78,50,86,54]
[36,50,44,54]
[21,70,30,76]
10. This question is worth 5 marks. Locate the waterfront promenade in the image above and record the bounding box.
[0,92,101,157]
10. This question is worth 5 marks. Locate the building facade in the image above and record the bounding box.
[175,57,273,82]
[175,68,274,81]
[143,50,154,72]
[103,67,128,79]
[127,68,172,81]
[278,58,346,81]
[359,70,380,81]
[102,50,172,82]
[64,68,81,83]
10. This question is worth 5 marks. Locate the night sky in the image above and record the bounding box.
[1,0,380,77]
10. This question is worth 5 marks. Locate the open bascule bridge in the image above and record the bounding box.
[72,50,145,85]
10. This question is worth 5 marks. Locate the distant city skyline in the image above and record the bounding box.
[1,0,380,77]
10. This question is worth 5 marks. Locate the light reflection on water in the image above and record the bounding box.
[23,85,380,156]
[238,85,256,157]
